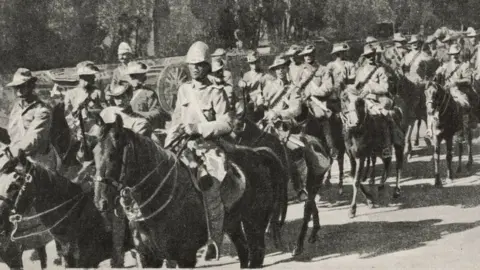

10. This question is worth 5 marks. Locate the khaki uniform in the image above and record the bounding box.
[326,60,356,99]
[401,49,421,74]
[100,106,152,136]
[288,63,304,86]
[261,78,302,120]
[384,46,408,73]
[356,63,391,109]
[435,61,473,109]
[64,86,105,141]
[130,87,163,129]
[240,70,267,103]
[7,96,55,170]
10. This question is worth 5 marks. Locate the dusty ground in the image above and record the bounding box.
[2,130,480,269]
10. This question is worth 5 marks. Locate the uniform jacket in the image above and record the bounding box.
[64,86,105,137]
[326,60,356,92]
[130,86,162,127]
[261,78,302,120]
[402,49,422,72]
[288,63,303,86]
[298,63,333,99]
[169,79,233,139]
[384,46,408,72]
[100,106,152,137]
[8,96,51,158]
[435,61,472,90]
[355,63,389,99]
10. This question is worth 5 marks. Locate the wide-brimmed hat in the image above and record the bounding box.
[407,35,421,44]
[465,27,478,37]
[299,45,316,56]
[330,43,350,54]
[186,41,210,64]
[366,36,378,44]
[442,34,455,43]
[7,68,37,87]
[77,64,100,76]
[211,48,226,57]
[269,54,289,70]
[110,82,133,97]
[211,58,224,72]
[392,32,407,42]
[118,42,133,55]
[285,45,302,56]
[361,44,376,56]
[126,61,149,75]
[448,44,461,55]
[425,35,437,44]
[246,50,259,63]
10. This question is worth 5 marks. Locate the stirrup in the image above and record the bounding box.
[203,240,220,261]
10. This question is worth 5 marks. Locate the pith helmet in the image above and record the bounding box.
[186,41,210,64]
[118,42,133,55]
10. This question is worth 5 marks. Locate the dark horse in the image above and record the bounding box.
[93,115,287,268]
[341,91,402,218]
[0,149,121,267]
[424,82,474,186]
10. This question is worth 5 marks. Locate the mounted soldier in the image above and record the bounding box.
[285,44,304,86]
[384,33,408,74]
[401,35,423,75]
[211,48,233,86]
[237,50,267,120]
[211,57,235,108]
[64,63,106,162]
[164,41,233,261]
[125,61,165,129]
[463,27,480,69]
[100,82,152,137]
[355,36,379,69]
[433,44,477,136]
[110,42,134,92]
[1,68,55,170]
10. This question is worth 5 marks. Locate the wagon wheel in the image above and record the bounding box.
[156,63,190,114]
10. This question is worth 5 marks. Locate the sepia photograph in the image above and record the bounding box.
[0,0,478,269]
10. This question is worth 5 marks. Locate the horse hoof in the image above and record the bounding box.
[434,181,443,188]
[348,206,356,218]
[367,199,375,209]
[292,246,304,257]
[393,187,401,199]
[308,234,318,244]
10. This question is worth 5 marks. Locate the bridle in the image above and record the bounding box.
[425,82,452,117]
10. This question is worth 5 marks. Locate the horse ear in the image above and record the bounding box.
[17,149,27,166]
[114,114,123,132]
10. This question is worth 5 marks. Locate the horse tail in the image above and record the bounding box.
[253,146,288,248]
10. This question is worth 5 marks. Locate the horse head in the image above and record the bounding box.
[0,149,36,223]
[424,81,445,115]
[92,114,129,214]
[341,90,367,129]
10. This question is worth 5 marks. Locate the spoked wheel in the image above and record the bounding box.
[155,63,190,114]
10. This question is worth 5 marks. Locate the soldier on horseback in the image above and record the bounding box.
[2,68,55,170]
[64,63,106,162]
[211,48,233,87]
[100,82,153,137]
[237,50,267,119]
[165,41,233,261]
[433,44,476,137]
[125,61,165,129]
[211,57,235,108]
[285,45,304,86]
[355,36,379,69]
[402,35,423,75]
[384,33,408,73]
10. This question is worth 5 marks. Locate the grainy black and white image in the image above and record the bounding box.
[0,0,478,269]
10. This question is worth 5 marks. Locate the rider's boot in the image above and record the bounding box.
[199,167,224,261]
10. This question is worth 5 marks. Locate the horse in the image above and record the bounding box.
[0,148,125,268]
[92,114,287,268]
[341,90,400,218]
[424,81,474,186]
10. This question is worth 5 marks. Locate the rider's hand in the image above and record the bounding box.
[184,124,200,135]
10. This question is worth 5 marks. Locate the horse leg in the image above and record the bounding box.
[324,167,332,189]
[349,157,365,218]
[466,127,473,172]
[111,216,126,267]
[445,136,454,184]
[369,155,377,186]
[226,221,249,268]
[337,151,345,195]
[293,200,312,256]
[433,136,442,187]
[243,219,267,268]
[393,143,404,198]
[362,156,371,183]
[53,240,63,266]
[307,188,321,244]
[36,246,47,269]
[378,155,392,206]
[457,136,464,174]
[404,123,414,161]
[414,119,421,146]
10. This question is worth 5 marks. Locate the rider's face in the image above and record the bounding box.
[14,81,34,98]
[304,53,315,64]
[365,54,375,65]
[452,53,460,62]
[118,53,132,65]
[249,62,259,71]
[188,62,210,80]
[275,66,287,80]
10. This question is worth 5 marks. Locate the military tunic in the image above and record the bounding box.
[7,96,55,169]
[326,60,356,97]
[130,87,162,128]
[355,63,390,109]
[288,63,303,86]
[260,79,302,120]
[384,46,408,73]
[168,79,233,141]
[110,65,129,90]
[435,61,473,109]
